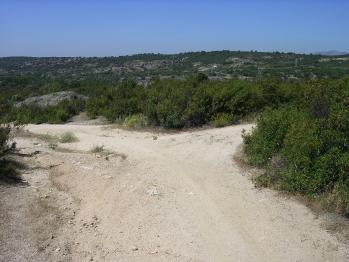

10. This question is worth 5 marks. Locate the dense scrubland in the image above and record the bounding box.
[0,74,293,127]
[244,77,349,217]
[1,51,349,217]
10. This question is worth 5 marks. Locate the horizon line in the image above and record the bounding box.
[1,49,349,59]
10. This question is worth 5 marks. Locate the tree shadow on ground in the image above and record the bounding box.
[0,159,29,186]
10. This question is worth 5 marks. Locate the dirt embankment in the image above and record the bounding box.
[1,124,349,262]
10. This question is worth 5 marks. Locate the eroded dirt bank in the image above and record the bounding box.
[1,124,348,262]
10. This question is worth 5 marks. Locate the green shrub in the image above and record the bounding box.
[211,113,237,128]
[7,99,85,124]
[0,126,20,183]
[243,106,301,166]
[59,132,78,143]
[86,80,144,122]
[145,80,193,128]
[81,78,280,128]
[327,183,349,217]
[244,79,349,216]
[0,159,20,183]
[123,114,148,129]
[183,85,213,126]
[0,126,11,158]
[48,142,58,150]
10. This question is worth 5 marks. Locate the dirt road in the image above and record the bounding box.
[1,124,348,261]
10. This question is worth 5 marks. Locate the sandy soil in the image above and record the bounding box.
[1,123,349,262]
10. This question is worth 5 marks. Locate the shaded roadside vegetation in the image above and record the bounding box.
[243,78,349,217]
[9,100,85,124]
[0,125,21,183]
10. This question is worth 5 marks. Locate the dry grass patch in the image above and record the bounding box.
[90,145,127,161]
[90,145,105,154]
[59,132,78,143]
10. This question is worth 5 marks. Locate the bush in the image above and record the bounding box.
[48,142,58,150]
[123,114,148,129]
[0,159,20,183]
[59,132,78,143]
[86,78,272,129]
[244,78,349,216]
[0,126,11,158]
[183,84,213,126]
[243,106,301,166]
[90,145,104,154]
[0,125,20,183]
[211,113,236,128]
[86,80,144,122]
[7,99,85,124]
[145,80,194,128]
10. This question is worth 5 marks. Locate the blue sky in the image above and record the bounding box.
[1,0,348,57]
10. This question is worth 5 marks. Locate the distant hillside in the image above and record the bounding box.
[1,50,349,82]
[315,50,349,56]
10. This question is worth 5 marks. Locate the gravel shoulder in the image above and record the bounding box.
[1,123,348,262]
